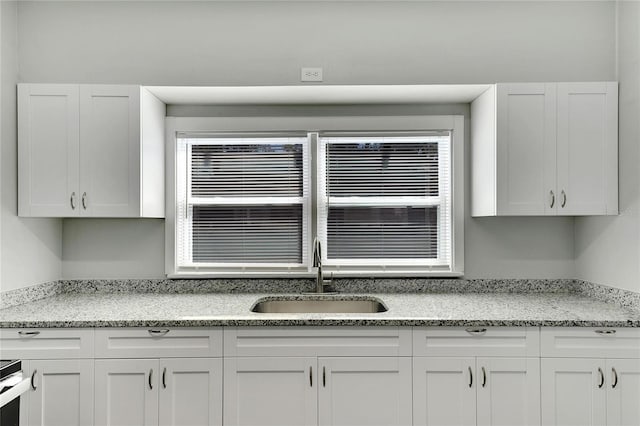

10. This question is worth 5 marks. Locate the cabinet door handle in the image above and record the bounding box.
[162,367,167,389]
[81,192,87,210]
[595,329,616,335]
[70,192,76,210]
[598,367,604,388]
[468,366,473,388]
[465,327,487,335]
[31,369,37,390]
[549,190,555,208]
[481,366,487,388]
[149,369,153,390]
[612,367,618,388]
[561,190,567,208]
[18,330,40,337]
[322,366,326,388]
[148,329,170,336]
[309,366,313,387]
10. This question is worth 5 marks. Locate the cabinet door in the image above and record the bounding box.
[18,84,80,217]
[159,358,222,426]
[556,82,618,215]
[26,359,93,426]
[318,357,411,426]
[496,83,557,215]
[79,85,140,217]
[94,359,159,426]
[223,357,316,426]
[541,358,606,426]
[413,357,476,426]
[607,359,640,426]
[476,357,540,426]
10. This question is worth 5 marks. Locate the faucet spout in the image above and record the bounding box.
[313,238,324,294]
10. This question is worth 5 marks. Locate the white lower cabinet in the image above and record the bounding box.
[413,357,540,426]
[318,357,412,426]
[413,357,476,426]
[224,356,412,426]
[95,359,159,426]
[19,359,94,426]
[224,357,317,426]
[95,358,222,426]
[541,358,640,426]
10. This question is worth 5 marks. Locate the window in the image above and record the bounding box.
[175,134,311,273]
[318,133,453,273]
[168,116,463,277]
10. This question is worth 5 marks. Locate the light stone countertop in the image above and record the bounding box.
[1,291,639,328]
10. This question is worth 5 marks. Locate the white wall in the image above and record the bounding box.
[0,1,62,292]
[13,1,616,280]
[575,1,640,293]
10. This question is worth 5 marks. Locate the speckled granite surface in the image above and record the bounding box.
[1,290,638,328]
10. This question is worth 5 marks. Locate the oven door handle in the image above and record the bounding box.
[0,377,31,409]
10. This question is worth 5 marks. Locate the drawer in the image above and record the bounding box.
[413,327,540,357]
[0,328,94,359]
[541,327,640,358]
[95,328,222,358]
[224,326,412,357]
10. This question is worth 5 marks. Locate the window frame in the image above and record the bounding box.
[165,115,464,278]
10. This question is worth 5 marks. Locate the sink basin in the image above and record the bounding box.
[251,297,388,313]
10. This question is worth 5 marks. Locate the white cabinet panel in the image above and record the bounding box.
[0,329,94,360]
[95,328,222,358]
[94,359,159,426]
[224,357,317,426]
[318,357,411,426]
[79,85,140,217]
[27,359,93,426]
[556,82,618,215]
[18,84,79,217]
[413,357,476,426]
[606,359,640,426]
[476,357,540,426]
[159,358,222,426]
[541,358,606,426]
[496,83,557,215]
[541,327,640,359]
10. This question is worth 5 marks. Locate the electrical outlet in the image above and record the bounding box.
[301,67,323,82]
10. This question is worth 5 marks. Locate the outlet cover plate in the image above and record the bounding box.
[301,67,323,82]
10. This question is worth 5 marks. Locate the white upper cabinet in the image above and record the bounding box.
[471,82,618,216]
[18,84,165,218]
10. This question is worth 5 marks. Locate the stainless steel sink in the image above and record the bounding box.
[251,297,388,313]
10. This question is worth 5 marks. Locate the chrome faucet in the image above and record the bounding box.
[312,238,329,293]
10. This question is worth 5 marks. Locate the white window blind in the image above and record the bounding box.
[176,135,310,272]
[317,133,452,272]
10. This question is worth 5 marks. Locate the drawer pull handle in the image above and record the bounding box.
[309,366,313,387]
[598,367,604,388]
[162,367,167,389]
[561,190,567,208]
[82,192,87,210]
[70,192,76,210]
[481,366,487,388]
[468,366,473,388]
[595,329,616,335]
[148,329,170,336]
[31,369,37,390]
[465,328,487,334]
[549,190,555,208]
[148,369,153,390]
[612,367,618,388]
[18,331,40,337]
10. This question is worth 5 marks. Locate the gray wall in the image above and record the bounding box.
[0,1,62,292]
[575,1,640,293]
[10,1,618,281]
